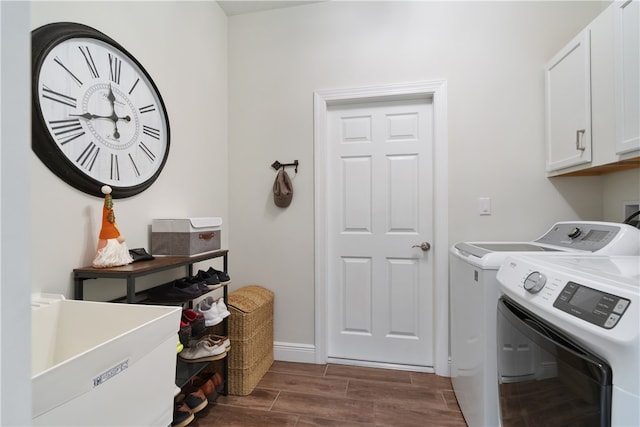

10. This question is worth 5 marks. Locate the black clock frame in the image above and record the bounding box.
[32,22,171,199]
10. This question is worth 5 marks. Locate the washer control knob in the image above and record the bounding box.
[523,271,546,294]
[568,227,582,239]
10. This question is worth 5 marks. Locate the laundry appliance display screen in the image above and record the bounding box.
[569,286,602,312]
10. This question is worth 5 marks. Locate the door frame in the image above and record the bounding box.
[313,81,450,376]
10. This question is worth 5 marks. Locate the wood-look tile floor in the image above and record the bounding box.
[190,361,467,426]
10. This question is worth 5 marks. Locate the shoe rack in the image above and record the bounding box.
[72,249,230,395]
[73,249,229,303]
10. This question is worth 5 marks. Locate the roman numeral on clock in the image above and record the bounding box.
[76,142,100,172]
[109,54,121,84]
[128,153,140,177]
[79,46,100,79]
[42,85,77,109]
[139,104,156,114]
[111,153,120,180]
[139,142,156,162]
[53,57,83,86]
[128,78,140,95]
[142,125,160,140]
[49,119,85,145]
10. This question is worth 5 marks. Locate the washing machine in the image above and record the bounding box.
[496,254,639,426]
[449,221,640,427]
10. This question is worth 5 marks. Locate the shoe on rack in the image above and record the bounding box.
[183,388,208,413]
[147,281,202,303]
[211,372,224,393]
[172,402,194,427]
[178,337,227,363]
[178,321,191,346]
[195,297,223,327]
[198,379,219,402]
[187,270,220,288]
[182,309,206,338]
[201,269,221,287]
[175,278,209,295]
[176,336,184,354]
[203,334,230,352]
[206,267,231,284]
[216,297,231,319]
[192,372,224,397]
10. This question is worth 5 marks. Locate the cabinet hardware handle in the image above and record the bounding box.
[575,129,586,151]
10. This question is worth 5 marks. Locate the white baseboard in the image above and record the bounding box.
[273,341,317,364]
[326,357,435,373]
[272,342,438,374]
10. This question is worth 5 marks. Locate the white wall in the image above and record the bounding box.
[603,169,640,222]
[1,2,32,424]
[30,1,228,300]
[227,1,619,352]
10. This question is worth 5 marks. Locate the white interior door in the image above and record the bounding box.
[326,98,434,367]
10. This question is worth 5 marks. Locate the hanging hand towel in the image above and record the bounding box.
[273,168,293,208]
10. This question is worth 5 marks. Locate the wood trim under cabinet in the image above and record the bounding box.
[551,156,640,177]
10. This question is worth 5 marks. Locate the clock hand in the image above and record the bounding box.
[105,84,132,140]
[70,111,131,123]
[106,84,119,139]
[70,112,111,120]
[106,84,116,112]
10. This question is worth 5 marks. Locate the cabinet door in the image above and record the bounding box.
[545,30,592,172]
[615,0,640,154]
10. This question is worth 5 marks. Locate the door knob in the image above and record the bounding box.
[412,242,431,251]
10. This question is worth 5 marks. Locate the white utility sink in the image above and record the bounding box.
[32,294,181,426]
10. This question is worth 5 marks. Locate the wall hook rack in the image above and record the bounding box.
[271,160,299,174]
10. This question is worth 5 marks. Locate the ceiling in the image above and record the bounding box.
[217,1,325,16]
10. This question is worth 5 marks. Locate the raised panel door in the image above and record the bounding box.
[615,0,640,154]
[327,99,434,367]
[545,30,592,172]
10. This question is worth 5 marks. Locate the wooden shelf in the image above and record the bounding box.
[109,282,229,306]
[73,249,228,302]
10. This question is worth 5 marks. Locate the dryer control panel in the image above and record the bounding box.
[533,221,640,255]
[553,282,631,329]
[535,222,621,252]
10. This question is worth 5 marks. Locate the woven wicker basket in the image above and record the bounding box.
[227,285,274,395]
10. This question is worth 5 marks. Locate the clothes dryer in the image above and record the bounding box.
[497,254,640,426]
[449,221,640,427]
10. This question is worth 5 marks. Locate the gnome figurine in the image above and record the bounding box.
[92,185,133,268]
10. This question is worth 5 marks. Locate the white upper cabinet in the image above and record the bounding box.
[546,2,640,176]
[614,0,640,154]
[545,30,592,172]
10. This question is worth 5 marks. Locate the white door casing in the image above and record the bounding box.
[314,81,449,375]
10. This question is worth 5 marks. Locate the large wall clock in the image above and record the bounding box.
[32,22,170,198]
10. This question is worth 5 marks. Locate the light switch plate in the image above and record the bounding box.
[479,197,491,215]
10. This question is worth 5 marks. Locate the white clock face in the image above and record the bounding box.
[36,36,169,189]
